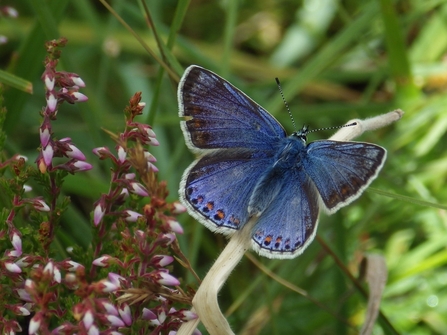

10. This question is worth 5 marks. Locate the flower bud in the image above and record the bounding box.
[151,270,180,286]
[106,315,125,327]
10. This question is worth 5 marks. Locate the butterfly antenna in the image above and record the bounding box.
[275,78,297,132]
[306,122,357,134]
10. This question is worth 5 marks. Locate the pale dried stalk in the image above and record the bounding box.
[177,109,404,335]
[177,218,256,335]
[360,254,388,335]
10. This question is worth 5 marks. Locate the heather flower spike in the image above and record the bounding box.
[0,40,194,334]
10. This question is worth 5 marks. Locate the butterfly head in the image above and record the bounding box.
[291,125,309,144]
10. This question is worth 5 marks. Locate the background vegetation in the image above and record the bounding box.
[1,0,447,334]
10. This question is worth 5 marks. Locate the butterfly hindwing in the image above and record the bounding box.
[180,148,276,233]
[303,140,386,212]
[251,167,320,259]
[178,66,286,152]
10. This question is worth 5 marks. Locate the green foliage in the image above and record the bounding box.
[1,0,447,334]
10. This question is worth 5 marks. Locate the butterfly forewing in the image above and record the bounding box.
[178,66,286,151]
[303,140,386,213]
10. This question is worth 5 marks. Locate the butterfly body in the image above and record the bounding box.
[178,65,386,259]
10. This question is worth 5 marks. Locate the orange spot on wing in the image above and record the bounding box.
[215,209,225,220]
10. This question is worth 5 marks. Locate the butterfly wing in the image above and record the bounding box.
[251,167,320,259]
[178,65,286,152]
[180,148,276,233]
[303,140,386,213]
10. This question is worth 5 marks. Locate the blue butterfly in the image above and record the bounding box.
[178,65,386,259]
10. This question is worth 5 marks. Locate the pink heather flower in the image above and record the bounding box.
[73,161,93,171]
[101,301,119,316]
[52,324,70,334]
[93,203,105,226]
[92,146,111,158]
[134,230,145,239]
[120,188,129,198]
[43,262,53,274]
[11,305,31,316]
[129,182,149,197]
[53,266,62,283]
[7,249,21,258]
[148,318,161,327]
[83,310,94,329]
[158,310,167,323]
[72,91,88,102]
[40,128,51,147]
[148,137,160,146]
[71,75,86,87]
[148,162,159,172]
[178,309,198,321]
[106,315,125,327]
[172,202,187,214]
[108,272,125,286]
[117,146,126,163]
[47,93,57,112]
[92,255,113,267]
[167,220,184,234]
[88,325,99,335]
[65,260,83,271]
[151,255,174,267]
[99,280,120,293]
[152,270,180,286]
[144,151,157,162]
[44,75,55,91]
[34,199,50,212]
[16,256,32,268]
[15,154,28,161]
[23,185,32,192]
[25,279,36,290]
[42,144,54,166]
[66,144,86,161]
[5,262,21,273]
[0,36,6,44]
[29,313,42,334]
[124,210,142,222]
[16,288,32,302]
[124,173,136,180]
[4,6,18,18]
[118,304,132,326]
[11,233,22,256]
[142,308,157,321]
[145,127,156,138]
[160,233,176,246]
[43,261,61,282]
